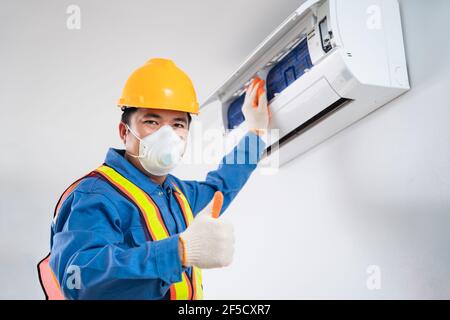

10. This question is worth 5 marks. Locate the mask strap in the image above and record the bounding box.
[126,152,140,159]
[126,124,142,142]
[125,125,142,159]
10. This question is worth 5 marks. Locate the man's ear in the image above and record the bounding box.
[119,122,128,144]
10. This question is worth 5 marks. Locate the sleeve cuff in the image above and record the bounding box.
[153,234,183,284]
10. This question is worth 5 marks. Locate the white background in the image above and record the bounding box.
[0,0,449,299]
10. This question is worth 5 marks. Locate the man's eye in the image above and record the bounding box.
[144,120,158,125]
[174,123,185,129]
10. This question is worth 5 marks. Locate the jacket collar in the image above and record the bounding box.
[104,148,177,195]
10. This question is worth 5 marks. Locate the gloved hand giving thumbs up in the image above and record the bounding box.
[178,192,235,269]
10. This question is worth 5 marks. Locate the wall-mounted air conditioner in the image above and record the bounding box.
[201,0,409,165]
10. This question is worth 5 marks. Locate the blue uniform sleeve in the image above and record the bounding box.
[49,190,183,300]
[181,131,266,216]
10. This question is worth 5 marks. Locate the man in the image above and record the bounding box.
[38,58,270,300]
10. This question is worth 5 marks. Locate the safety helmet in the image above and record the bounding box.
[118,58,199,114]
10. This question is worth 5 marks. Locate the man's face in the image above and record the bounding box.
[119,108,189,174]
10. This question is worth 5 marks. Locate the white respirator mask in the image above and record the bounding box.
[126,125,186,176]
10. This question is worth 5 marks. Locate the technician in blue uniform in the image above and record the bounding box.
[39,58,270,300]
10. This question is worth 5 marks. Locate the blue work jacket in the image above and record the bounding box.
[49,132,265,299]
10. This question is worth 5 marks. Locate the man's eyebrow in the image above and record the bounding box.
[173,117,187,123]
[141,113,162,119]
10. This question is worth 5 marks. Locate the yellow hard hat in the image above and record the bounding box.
[118,58,199,114]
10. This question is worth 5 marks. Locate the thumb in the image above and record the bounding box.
[211,191,224,219]
[198,191,224,218]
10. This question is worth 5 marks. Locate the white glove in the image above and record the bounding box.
[179,199,235,269]
[242,78,270,134]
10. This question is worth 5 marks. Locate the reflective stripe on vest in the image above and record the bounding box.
[38,165,203,300]
[172,185,203,299]
[95,165,170,241]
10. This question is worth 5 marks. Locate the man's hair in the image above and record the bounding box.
[120,107,192,127]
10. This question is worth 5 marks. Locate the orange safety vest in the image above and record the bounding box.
[37,164,203,300]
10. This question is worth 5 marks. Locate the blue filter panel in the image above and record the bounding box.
[226,37,313,130]
[227,94,246,129]
[266,38,313,101]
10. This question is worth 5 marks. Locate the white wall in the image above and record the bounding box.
[0,0,449,299]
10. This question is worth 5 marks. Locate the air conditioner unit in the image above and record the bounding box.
[201,0,409,165]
